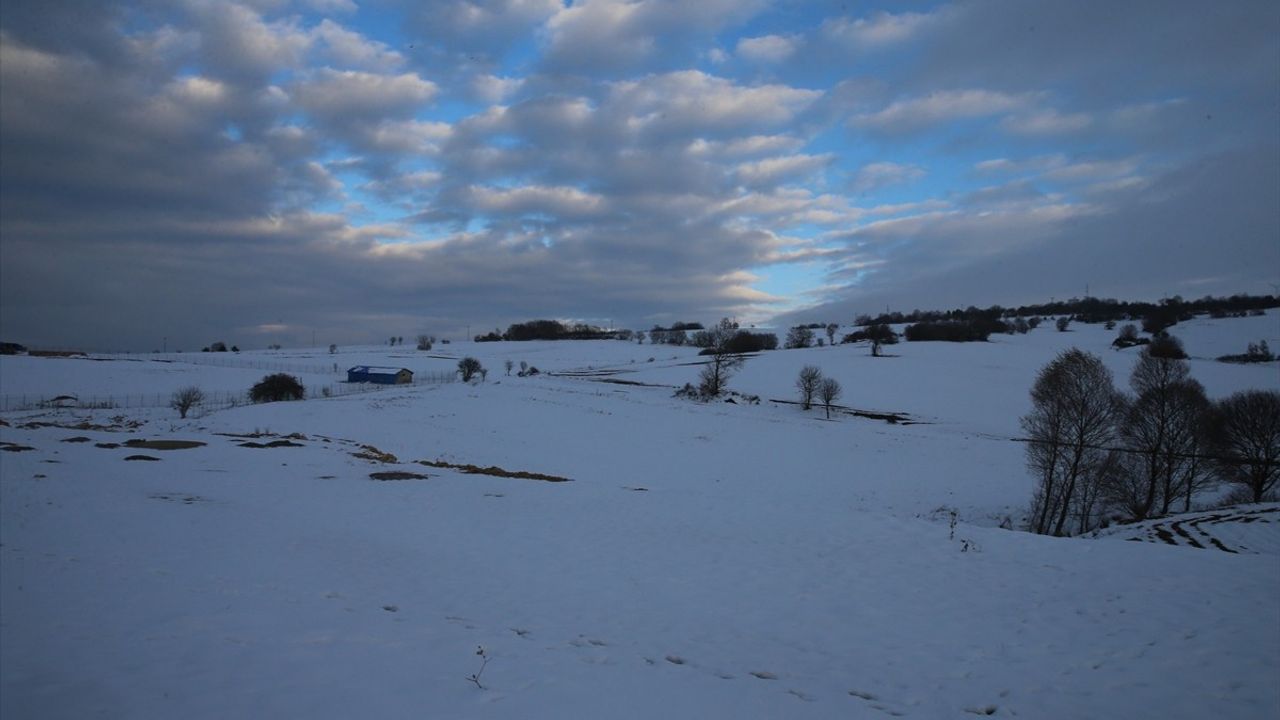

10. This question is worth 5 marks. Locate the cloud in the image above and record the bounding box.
[734,154,832,187]
[777,147,1279,324]
[852,89,1035,131]
[291,69,438,123]
[851,162,926,193]
[736,34,800,63]
[541,0,768,74]
[821,10,939,50]
[311,19,405,72]
[1001,109,1092,135]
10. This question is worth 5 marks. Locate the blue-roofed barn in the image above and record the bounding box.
[347,366,414,385]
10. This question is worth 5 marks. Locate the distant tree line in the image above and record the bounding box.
[475,320,616,342]
[851,293,1274,332]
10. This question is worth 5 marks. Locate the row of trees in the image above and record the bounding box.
[851,293,1275,330]
[1024,347,1279,536]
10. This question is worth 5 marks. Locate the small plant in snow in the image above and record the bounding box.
[467,646,490,690]
[505,359,514,376]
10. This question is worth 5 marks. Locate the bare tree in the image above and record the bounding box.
[796,365,822,410]
[417,335,434,351]
[1023,349,1123,536]
[170,386,204,419]
[819,377,842,419]
[1111,352,1204,519]
[697,318,744,397]
[825,323,838,346]
[1208,390,1280,503]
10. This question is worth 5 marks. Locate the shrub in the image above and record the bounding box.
[417,335,434,351]
[250,374,305,403]
[1218,340,1275,364]
[210,341,228,352]
[785,326,815,349]
[170,386,204,418]
[1055,317,1070,332]
[1147,334,1187,360]
[904,320,991,342]
[458,357,483,382]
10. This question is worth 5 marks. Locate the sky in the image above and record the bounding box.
[1,0,1277,351]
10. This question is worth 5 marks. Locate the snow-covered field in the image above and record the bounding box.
[2,315,1278,718]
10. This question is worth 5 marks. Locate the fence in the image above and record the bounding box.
[151,355,343,376]
[0,371,458,413]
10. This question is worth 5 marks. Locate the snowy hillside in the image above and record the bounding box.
[2,314,1278,719]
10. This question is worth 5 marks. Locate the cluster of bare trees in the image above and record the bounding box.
[1024,348,1280,536]
[796,366,842,419]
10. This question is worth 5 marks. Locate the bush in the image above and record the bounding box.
[458,357,484,382]
[904,320,992,342]
[698,331,777,354]
[1218,340,1274,364]
[1055,317,1070,332]
[170,386,204,418]
[417,335,434,351]
[250,374,305,403]
[785,326,815,349]
[1147,334,1187,360]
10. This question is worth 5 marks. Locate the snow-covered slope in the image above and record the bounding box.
[2,314,1277,719]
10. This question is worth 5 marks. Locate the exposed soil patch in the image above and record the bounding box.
[1,442,36,452]
[124,439,206,451]
[124,455,161,462]
[369,471,431,481]
[416,459,571,482]
[95,442,120,449]
[239,440,305,449]
[592,378,674,388]
[61,436,92,443]
[352,445,399,463]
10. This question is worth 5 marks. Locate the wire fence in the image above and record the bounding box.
[0,371,458,413]
[153,355,343,376]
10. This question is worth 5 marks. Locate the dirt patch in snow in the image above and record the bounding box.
[124,454,161,461]
[124,439,206,451]
[238,440,305,449]
[369,471,431,481]
[416,459,571,482]
[1,442,36,452]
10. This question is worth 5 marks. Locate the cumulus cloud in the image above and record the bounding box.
[541,0,768,74]
[736,34,800,63]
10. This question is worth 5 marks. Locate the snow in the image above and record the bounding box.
[2,314,1278,718]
